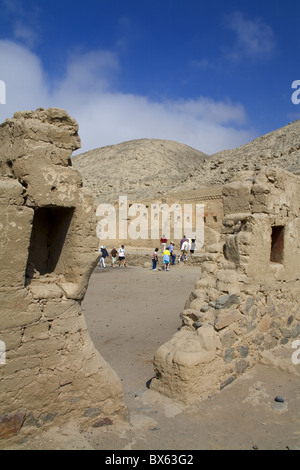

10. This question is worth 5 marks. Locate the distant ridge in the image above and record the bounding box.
[72,138,207,203]
[166,119,300,194]
[72,120,300,202]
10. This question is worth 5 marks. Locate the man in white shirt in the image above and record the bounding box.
[181,240,189,261]
[118,244,127,267]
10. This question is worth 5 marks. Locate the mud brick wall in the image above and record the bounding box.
[0,108,125,440]
[151,168,300,403]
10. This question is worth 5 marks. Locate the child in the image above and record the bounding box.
[162,249,170,271]
[152,248,159,270]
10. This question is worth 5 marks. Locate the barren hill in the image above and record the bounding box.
[71,138,206,203]
[212,119,300,171]
[172,119,300,193]
[72,120,300,202]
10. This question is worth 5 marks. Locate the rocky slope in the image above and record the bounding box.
[72,120,300,202]
[174,119,300,193]
[71,138,206,203]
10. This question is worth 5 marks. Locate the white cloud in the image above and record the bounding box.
[13,20,38,48]
[167,98,247,124]
[224,11,275,61]
[1,0,40,48]
[0,40,49,113]
[55,49,120,96]
[0,40,256,155]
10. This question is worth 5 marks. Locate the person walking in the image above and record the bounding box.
[118,244,127,267]
[110,246,117,267]
[100,246,109,268]
[180,235,188,249]
[181,239,189,262]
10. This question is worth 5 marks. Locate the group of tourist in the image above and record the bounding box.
[98,236,196,271]
[99,245,127,268]
[152,235,196,271]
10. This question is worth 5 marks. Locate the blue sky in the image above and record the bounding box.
[0,0,299,155]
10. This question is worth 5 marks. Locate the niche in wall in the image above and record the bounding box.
[270,225,284,264]
[26,206,74,282]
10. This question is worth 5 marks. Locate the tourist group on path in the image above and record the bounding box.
[152,235,196,271]
[99,245,127,268]
[98,236,196,271]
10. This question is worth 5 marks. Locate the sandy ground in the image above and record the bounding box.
[3,261,300,451]
[79,263,300,451]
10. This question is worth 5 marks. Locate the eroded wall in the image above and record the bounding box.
[0,108,125,440]
[151,168,300,403]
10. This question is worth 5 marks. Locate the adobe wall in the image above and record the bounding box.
[95,187,224,251]
[0,108,125,440]
[151,167,300,403]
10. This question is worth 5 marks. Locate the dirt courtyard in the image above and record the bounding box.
[80,263,300,451]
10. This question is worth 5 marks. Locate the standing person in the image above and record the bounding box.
[190,238,196,257]
[118,244,127,267]
[162,248,170,271]
[110,246,117,268]
[186,238,192,261]
[100,246,109,268]
[167,241,176,266]
[152,248,159,270]
[169,242,177,265]
[160,234,168,253]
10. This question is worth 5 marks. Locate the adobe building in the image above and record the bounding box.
[151,167,300,403]
[95,186,223,252]
[0,108,125,440]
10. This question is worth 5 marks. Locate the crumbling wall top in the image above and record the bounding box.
[0,107,81,178]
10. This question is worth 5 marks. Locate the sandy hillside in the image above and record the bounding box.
[72,120,300,203]
[71,138,206,204]
[176,118,300,192]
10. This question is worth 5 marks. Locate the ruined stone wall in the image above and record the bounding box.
[0,108,125,440]
[151,168,300,403]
